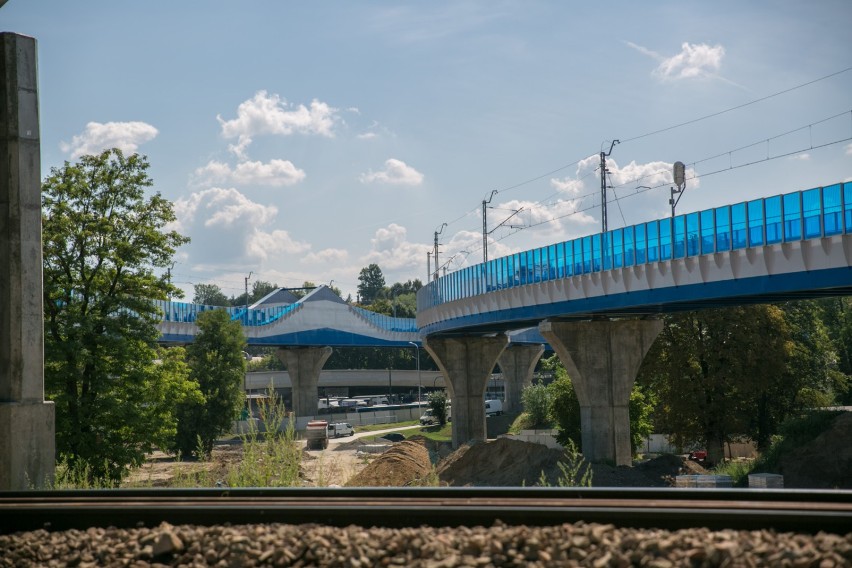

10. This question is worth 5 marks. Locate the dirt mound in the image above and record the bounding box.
[437,439,706,487]
[438,438,567,486]
[344,440,433,487]
[589,453,708,487]
[778,412,852,489]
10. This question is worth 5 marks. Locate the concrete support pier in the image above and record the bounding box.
[276,346,332,417]
[539,319,662,466]
[0,33,55,489]
[499,344,545,414]
[424,335,507,448]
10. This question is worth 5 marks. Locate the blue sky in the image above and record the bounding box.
[4,1,851,302]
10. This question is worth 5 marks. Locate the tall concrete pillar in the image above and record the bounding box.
[539,319,662,466]
[498,343,545,414]
[424,335,507,448]
[0,33,55,490]
[276,346,332,418]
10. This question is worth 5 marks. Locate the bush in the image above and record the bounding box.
[521,381,552,429]
[751,410,842,474]
[427,390,449,426]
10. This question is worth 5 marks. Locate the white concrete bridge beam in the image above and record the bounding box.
[276,346,332,418]
[539,319,662,466]
[424,335,508,448]
[498,344,545,415]
[0,33,55,490]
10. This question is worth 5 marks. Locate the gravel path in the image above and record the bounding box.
[2,521,849,567]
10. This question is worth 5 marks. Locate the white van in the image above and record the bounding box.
[485,399,503,417]
[419,406,451,425]
[327,422,354,437]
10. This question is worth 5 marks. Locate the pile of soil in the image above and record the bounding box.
[436,438,706,487]
[778,412,852,489]
[344,440,433,487]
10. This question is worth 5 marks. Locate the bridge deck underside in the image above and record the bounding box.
[420,266,852,336]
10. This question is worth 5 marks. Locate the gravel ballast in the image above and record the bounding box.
[1,521,850,567]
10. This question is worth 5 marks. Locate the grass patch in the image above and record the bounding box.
[355,420,418,433]
[417,422,452,442]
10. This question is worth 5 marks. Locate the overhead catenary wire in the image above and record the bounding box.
[437,67,852,254]
[449,111,852,263]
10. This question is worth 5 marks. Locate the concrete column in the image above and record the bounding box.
[0,33,55,490]
[424,335,507,448]
[276,346,332,418]
[498,343,545,414]
[539,319,662,466]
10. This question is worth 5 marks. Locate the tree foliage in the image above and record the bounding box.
[42,149,192,483]
[638,305,795,464]
[357,264,386,304]
[193,283,230,306]
[520,381,551,429]
[428,390,450,426]
[174,309,247,457]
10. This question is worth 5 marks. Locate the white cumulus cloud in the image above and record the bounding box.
[194,159,306,187]
[627,41,727,82]
[656,42,725,79]
[60,121,158,158]
[845,143,852,156]
[363,223,429,270]
[246,229,311,261]
[170,187,314,271]
[360,158,424,186]
[173,187,278,232]
[217,91,338,157]
[303,248,349,264]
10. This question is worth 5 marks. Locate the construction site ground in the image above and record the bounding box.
[125,412,852,489]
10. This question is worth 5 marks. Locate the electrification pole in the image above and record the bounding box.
[433,223,446,280]
[244,271,252,325]
[482,190,497,264]
[600,139,619,233]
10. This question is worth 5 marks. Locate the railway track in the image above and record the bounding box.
[2,487,851,534]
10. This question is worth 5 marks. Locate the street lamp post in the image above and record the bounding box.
[408,341,421,404]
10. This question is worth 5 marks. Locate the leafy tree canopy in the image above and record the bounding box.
[638,304,799,464]
[357,264,385,304]
[193,283,230,306]
[174,309,247,458]
[427,390,450,426]
[42,149,191,483]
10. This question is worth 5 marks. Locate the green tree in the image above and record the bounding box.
[193,283,230,306]
[250,280,278,303]
[521,381,551,429]
[428,390,449,426]
[174,309,247,457]
[42,149,191,483]
[638,305,791,464]
[357,264,386,304]
[815,297,852,405]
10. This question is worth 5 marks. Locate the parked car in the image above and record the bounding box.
[327,422,354,438]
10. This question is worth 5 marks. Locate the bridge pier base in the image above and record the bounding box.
[539,319,662,466]
[0,33,55,490]
[498,344,545,415]
[276,346,332,418]
[424,335,507,449]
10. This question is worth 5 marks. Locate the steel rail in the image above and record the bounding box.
[2,488,850,535]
